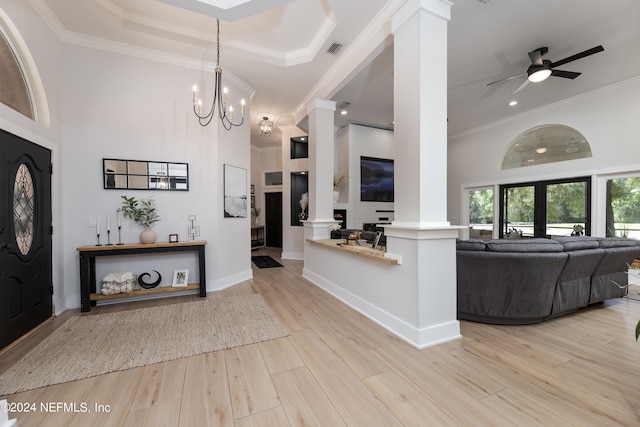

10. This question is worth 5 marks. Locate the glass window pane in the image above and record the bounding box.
[502,124,591,169]
[265,171,282,186]
[546,181,587,237]
[504,186,534,237]
[0,32,33,119]
[606,177,640,238]
[469,189,493,239]
[13,163,35,256]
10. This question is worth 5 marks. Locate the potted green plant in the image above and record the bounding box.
[118,195,160,244]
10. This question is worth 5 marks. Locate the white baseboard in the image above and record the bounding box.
[302,268,461,349]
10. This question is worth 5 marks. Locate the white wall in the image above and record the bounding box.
[338,124,395,228]
[56,43,253,309]
[448,77,640,232]
[1,0,255,312]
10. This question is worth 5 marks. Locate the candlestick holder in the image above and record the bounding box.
[117,226,123,245]
[96,232,102,246]
[106,230,113,246]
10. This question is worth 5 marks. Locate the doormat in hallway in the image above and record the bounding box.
[252,255,284,268]
[0,294,288,396]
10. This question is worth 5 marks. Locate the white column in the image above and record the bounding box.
[384,0,462,347]
[303,98,336,240]
[392,0,451,228]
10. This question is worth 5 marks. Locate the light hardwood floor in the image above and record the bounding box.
[2,247,640,426]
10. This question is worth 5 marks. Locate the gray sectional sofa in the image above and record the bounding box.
[456,236,639,324]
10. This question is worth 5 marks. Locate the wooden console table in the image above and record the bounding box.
[77,240,207,312]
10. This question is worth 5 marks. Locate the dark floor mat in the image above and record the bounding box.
[252,255,284,268]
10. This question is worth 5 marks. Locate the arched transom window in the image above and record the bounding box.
[502,124,592,170]
[0,29,33,119]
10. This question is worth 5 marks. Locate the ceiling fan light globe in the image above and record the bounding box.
[528,68,552,83]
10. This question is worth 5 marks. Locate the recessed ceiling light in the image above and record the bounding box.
[536,147,547,154]
[341,110,347,115]
[509,100,518,106]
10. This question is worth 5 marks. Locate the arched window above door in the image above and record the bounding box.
[502,124,592,170]
[0,30,32,119]
[0,7,50,126]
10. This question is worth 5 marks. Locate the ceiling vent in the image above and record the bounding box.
[327,42,344,55]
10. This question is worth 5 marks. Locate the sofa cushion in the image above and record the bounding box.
[596,237,640,248]
[456,239,486,251]
[485,238,564,253]
[552,236,600,251]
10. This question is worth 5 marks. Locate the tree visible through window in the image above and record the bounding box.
[469,188,493,239]
[500,177,590,238]
[606,177,640,238]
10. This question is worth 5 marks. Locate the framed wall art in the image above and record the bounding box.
[223,164,247,218]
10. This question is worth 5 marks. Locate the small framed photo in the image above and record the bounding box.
[251,195,256,208]
[169,233,179,243]
[250,184,255,194]
[172,269,189,287]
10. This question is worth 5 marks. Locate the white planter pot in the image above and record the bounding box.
[333,190,339,203]
[140,228,157,244]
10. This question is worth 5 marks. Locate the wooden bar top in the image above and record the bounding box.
[77,240,207,252]
[306,238,398,265]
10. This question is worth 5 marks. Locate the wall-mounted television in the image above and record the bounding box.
[360,156,394,202]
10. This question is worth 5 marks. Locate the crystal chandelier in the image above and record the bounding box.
[192,19,245,130]
[259,117,273,136]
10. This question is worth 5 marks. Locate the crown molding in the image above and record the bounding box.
[28,0,254,95]
[292,0,405,124]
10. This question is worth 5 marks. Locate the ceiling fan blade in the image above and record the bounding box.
[551,45,604,68]
[512,79,530,95]
[487,72,526,87]
[551,69,581,79]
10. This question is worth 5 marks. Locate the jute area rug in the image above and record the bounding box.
[0,294,288,396]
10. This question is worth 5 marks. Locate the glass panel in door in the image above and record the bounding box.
[469,188,493,239]
[546,181,587,237]
[503,185,535,237]
[606,177,640,239]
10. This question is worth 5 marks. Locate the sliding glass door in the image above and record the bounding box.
[500,177,591,238]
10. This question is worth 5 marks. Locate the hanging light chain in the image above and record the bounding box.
[192,18,245,130]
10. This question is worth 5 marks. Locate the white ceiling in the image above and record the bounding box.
[33,0,640,147]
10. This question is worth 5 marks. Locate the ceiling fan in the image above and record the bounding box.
[487,45,604,95]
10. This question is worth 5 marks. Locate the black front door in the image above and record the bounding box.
[0,129,52,350]
[265,192,282,247]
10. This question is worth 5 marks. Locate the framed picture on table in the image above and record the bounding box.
[172,269,189,287]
